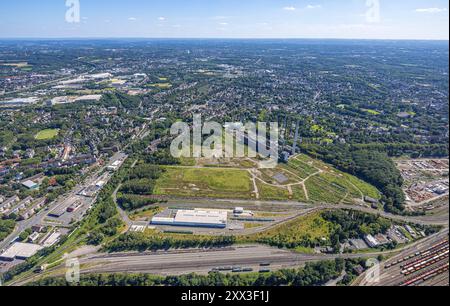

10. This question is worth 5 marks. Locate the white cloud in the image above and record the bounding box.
[211,16,231,20]
[219,22,229,26]
[128,17,137,21]
[283,6,296,11]
[306,5,322,9]
[415,8,447,13]
[158,16,166,21]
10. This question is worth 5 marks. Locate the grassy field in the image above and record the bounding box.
[35,129,59,140]
[244,223,264,229]
[305,175,349,204]
[179,157,197,166]
[341,172,381,200]
[258,168,299,185]
[154,167,254,199]
[148,83,172,89]
[256,180,290,201]
[151,153,380,204]
[239,211,334,250]
[362,108,381,115]
[290,154,380,204]
[293,154,330,171]
[291,185,307,202]
[129,206,164,222]
[284,158,317,179]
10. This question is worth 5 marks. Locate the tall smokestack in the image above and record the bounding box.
[292,120,300,155]
[282,115,288,149]
[285,117,291,140]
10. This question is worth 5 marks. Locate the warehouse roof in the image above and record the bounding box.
[0,242,43,260]
[22,180,38,189]
[174,209,227,225]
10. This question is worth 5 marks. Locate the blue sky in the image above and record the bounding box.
[0,0,448,39]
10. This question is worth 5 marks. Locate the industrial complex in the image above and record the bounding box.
[152,209,229,229]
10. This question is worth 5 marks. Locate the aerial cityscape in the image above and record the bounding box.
[0,0,448,294]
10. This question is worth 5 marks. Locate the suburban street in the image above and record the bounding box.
[0,152,127,252]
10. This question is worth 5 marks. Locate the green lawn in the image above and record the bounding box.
[290,154,380,204]
[257,180,290,201]
[305,175,347,204]
[362,109,381,115]
[154,167,254,199]
[148,83,172,89]
[35,129,59,140]
[285,159,317,179]
[342,173,381,200]
[293,154,328,171]
[291,185,307,202]
[153,152,380,205]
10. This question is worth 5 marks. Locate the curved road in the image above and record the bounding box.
[163,197,449,226]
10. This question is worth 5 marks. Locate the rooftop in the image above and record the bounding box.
[22,180,38,189]
[0,242,43,260]
[174,209,228,225]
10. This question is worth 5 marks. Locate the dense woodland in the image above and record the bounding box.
[301,144,407,213]
[103,232,236,252]
[0,219,15,241]
[117,164,165,211]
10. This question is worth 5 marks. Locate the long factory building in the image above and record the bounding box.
[151,209,228,229]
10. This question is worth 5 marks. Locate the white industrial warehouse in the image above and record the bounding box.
[0,242,43,261]
[151,209,228,228]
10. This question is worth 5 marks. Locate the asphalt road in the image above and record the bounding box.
[0,152,128,252]
[163,198,449,226]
